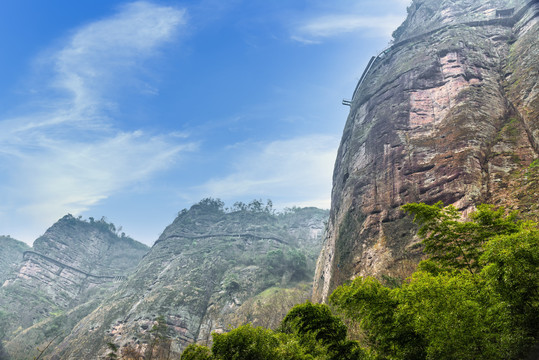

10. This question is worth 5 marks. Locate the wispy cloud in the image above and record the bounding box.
[0,1,192,242]
[14,133,197,216]
[197,134,339,209]
[288,0,409,45]
[291,14,405,44]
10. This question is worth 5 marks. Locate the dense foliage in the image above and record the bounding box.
[181,303,364,360]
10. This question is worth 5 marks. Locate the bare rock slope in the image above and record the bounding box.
[313,0,539,302]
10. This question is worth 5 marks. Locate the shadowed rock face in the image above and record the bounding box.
[313,0,539,303]
[46,205,328,359]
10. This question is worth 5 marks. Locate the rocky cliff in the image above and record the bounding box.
[44,200,327,359]
[0,215,148,357]
[313,0,539,302]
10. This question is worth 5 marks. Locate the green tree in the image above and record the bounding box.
[248,199,264,212]
[481,228,539,356]
[180,344,213,360]
[212,324,278,360]
[401,202,520,275]
[212,324,312,360]
[194,198,225,213]
[282,302,346,349]
[396,271,510,360]
[330,277,424,360]
[282,302,364,360]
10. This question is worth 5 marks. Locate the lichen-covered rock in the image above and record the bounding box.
[45,202,327,359]
[313,0,539,303]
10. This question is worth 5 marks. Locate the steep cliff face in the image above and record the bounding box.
[313,0,539,302]
[46,202,327,359]
[0,215,148,354]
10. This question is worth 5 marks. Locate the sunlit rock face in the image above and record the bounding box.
[47,204,327,359]
[313,0,539,303]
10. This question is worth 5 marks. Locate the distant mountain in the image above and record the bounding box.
[45,199,328,359]
[0,236,29,286]
[0,215,149,359]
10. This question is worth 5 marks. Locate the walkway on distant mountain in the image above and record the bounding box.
[23,250,127,282]
[158,232,289,245]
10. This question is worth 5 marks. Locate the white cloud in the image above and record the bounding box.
[15,133,196,216]
[50,1,186,129]
[0,2,192,243]
[287,0,410,45]
[197,134,339,209]
[292,14,405,43]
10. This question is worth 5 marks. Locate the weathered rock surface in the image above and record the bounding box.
[0,215,148,357]
[46,201,327,359]
[313,0,539,302]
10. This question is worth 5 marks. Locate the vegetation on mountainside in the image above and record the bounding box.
[181,203,538,360]
[229,284,313,330]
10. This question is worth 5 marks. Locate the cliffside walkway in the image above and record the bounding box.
[158,232,289,245]
[23,250,127,283]
[346,0,539,105]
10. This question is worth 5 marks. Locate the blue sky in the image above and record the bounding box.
[0,0,409,245]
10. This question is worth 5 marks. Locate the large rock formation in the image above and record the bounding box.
[313,0,539,302]
[41,200,327,359]
[0,215,148,358]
